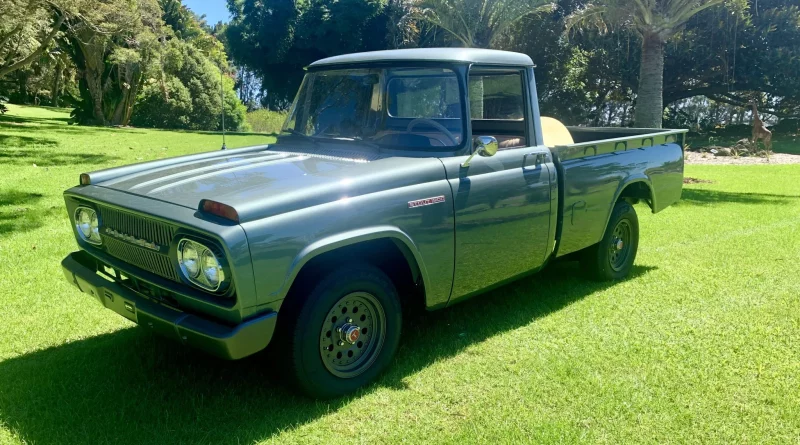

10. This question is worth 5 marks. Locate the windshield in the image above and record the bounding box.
[282,67,464,149]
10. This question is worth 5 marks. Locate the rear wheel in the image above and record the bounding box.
[581,201,639,280]
[277,264,402,398]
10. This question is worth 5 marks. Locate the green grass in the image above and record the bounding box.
[1,105,800,444]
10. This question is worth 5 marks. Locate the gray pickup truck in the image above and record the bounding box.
[62,48,685,397]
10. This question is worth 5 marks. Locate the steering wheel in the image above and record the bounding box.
[406,118,458,146]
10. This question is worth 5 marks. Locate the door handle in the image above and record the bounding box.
[523,152,545,169]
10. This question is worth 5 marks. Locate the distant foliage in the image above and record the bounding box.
[0,0,250,131]
[245,109,287,134]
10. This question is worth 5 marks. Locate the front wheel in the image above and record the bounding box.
[581,201,639,281]
[278,264,402,398]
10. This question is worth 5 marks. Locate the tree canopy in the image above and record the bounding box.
[2,0,800,132]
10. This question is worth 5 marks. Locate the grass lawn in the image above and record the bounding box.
[1,104,799,444]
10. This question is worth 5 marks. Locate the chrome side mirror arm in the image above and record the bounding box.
[462,136,499,168]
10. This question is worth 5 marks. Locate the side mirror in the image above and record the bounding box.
[462,136,498,167]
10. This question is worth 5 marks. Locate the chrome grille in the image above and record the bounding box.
[98,206,175,247]
[97,206,179,282]
[103,238,179,281]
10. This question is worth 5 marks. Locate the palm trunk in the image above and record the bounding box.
[469,77,484,119]
[634,33,665,128]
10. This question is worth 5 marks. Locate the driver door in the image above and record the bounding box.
[442,68,555,304]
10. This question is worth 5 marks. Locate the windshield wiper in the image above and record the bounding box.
[281,129,319,144]
[327,136,381,149]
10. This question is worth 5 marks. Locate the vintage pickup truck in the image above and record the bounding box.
[62,48,685,397]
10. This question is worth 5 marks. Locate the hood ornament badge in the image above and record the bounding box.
[104,228,162,252]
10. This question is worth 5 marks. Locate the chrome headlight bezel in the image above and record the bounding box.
[177,238,229,293]
[74,206,102,245]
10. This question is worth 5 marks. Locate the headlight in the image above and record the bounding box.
[178,239,228,293]
[201,250,224,287]
[179,242,200,278]
[74,207,101,245]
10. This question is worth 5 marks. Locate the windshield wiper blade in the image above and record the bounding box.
[329,136,380,149]
[281,129,319,144]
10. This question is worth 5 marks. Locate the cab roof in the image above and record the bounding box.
[309,48,534,68]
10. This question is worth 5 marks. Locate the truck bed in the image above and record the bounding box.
[549,127,687,257]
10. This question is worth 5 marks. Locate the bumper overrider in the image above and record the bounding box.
[61,251,276,360]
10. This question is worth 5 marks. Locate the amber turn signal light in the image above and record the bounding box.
[200,199,239,223]
[79,173,91,185]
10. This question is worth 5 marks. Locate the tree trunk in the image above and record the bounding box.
[52,61,62,108]
[634,33,665,128]
[84,67,105,124]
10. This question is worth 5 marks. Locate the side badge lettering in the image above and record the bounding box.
[408,195,446,208]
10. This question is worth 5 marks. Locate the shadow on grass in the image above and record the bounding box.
[0,190,60,237]
[0,114,150,135]
[0,263,655,444]
[0,114,70,125]
[0,134,59,148]
[678,188,800,206]
[0,148,119,166]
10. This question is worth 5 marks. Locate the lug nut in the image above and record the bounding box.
[338,341,344,346]
[348,318,353,323]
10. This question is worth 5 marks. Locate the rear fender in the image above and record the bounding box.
[603,175,653,230]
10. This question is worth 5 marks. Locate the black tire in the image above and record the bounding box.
[276,263,402,398]
[581,201,639,281]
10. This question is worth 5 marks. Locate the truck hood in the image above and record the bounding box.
[96,147,447,222]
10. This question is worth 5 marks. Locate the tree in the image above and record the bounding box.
[0,1,67,78]
[569,0,746,128]
[663,0,800,117]
[412,0,554,48]
[225,0,388,108]
[64,0,164,125]
[130,4,247,131]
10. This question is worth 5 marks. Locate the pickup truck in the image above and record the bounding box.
[61,48,686,398]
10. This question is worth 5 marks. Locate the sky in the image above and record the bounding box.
[183,0,230,25]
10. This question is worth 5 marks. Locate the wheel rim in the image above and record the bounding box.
[609,219,632,272]
[319,291,386,378]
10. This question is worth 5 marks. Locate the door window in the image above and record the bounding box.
[469,70,527,149]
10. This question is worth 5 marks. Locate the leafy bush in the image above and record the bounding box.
[130,77,193,129]
[131,41,248,131]
[245,109,287,134]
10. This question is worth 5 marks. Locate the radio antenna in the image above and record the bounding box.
[221,69,227,150]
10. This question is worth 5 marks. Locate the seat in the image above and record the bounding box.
[540,116,574,147]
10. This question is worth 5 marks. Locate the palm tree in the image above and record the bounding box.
[569,0,741,128]
[413,0,554,48]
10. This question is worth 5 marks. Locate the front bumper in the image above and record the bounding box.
[62,251,276,360]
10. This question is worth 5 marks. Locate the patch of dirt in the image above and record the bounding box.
[685,151,800,165]
[684,177,715,184]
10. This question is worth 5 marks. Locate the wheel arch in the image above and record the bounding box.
[600,176,652,235]
[280,226,429,307]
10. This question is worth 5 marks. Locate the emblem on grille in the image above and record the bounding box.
[104,228,162,252]
[408,195,446,208]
